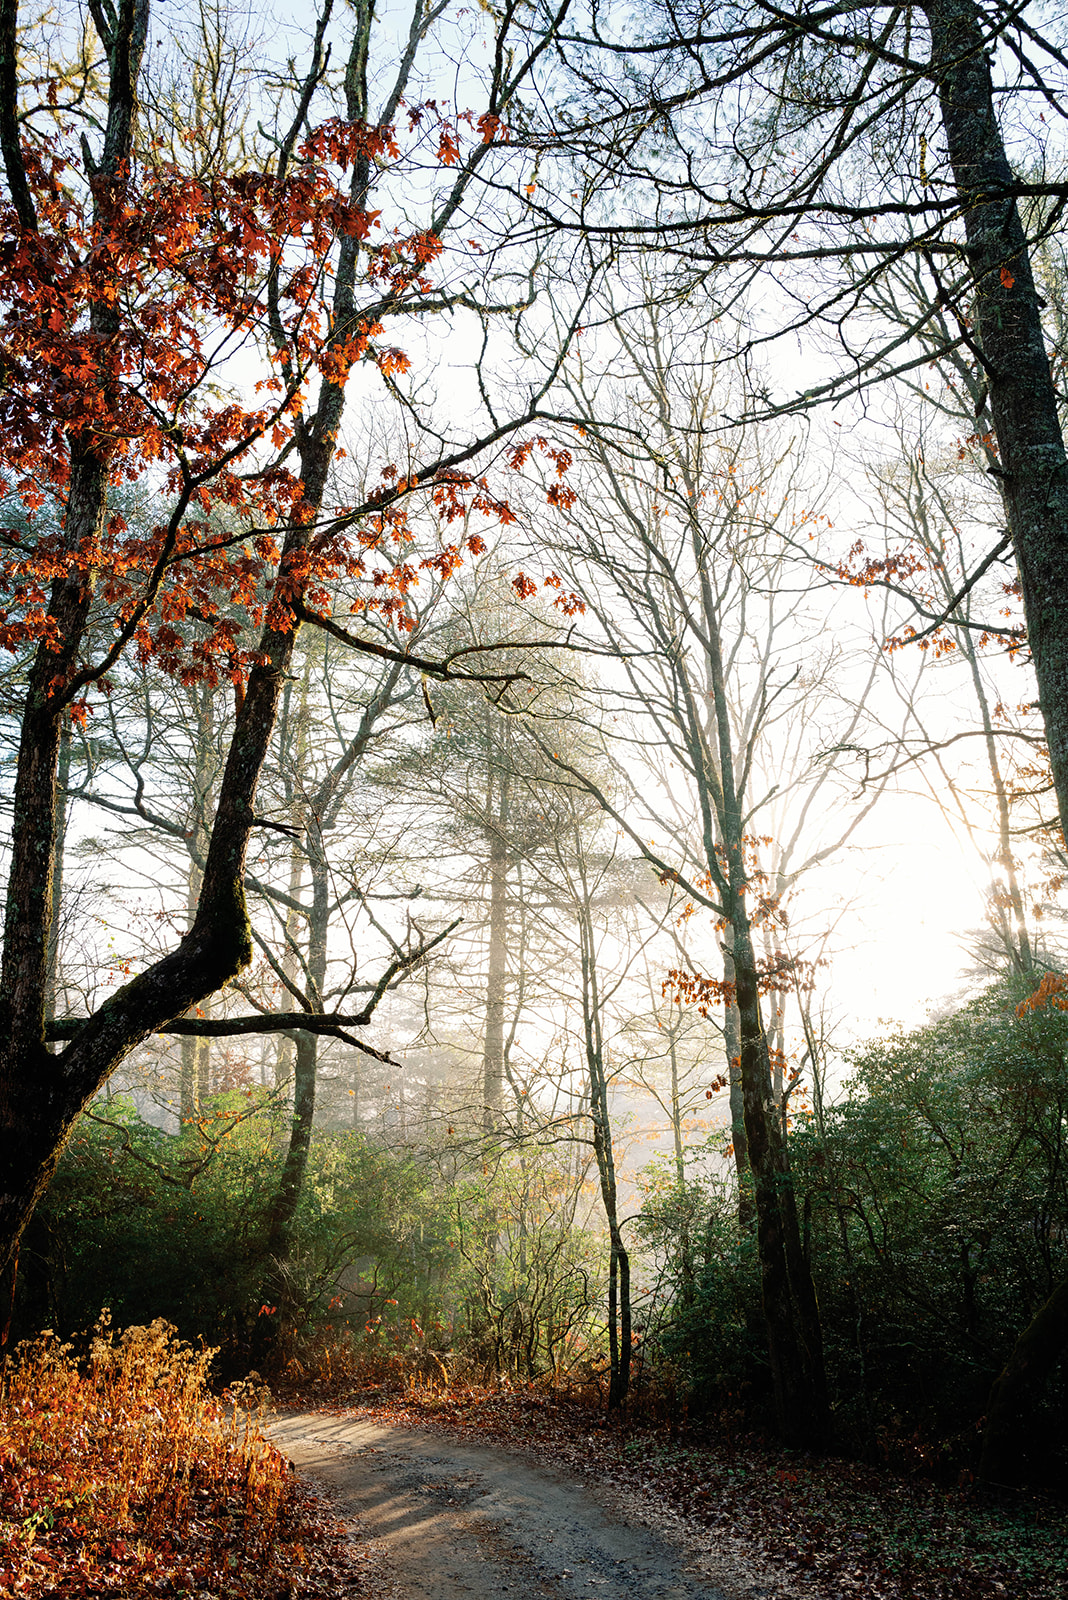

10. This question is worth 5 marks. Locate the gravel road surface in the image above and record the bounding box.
[267,1411,794,1600]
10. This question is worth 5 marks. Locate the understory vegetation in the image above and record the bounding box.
[12,978,1067,1497]
[0,1319,364,1598]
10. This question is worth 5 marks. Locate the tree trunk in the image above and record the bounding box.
[694,544,829,1448]
[927,2,1068,1479]
[979,1276,1068,1487]
[266,1030,318,1258]
[482,756,510,1128]
[275,837,306,1090]
[266,819,329,1256]
[665,1021,697,1309]
[179,684,217,1120]
[44,716,71,1024]
[606,1222,632,1411]
[731,910,829,1447]
[578,891,631,1411]
[274,660,312,1089]
[722,939,753,1230]
[927,0,1068,839]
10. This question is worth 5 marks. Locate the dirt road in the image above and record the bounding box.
[267,1411,798,1600]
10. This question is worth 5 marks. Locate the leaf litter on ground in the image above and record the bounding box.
[281,1375,1068,1600]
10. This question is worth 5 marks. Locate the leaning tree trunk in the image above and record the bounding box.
[0,525,312,1283]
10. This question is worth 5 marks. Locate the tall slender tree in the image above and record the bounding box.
[522,300,902,1443]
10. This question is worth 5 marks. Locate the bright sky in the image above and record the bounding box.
[814,797,993,1038]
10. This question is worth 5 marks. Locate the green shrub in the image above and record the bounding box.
[16,1102,603,1391]
[636,982,1068,1476]
[635,1163,766,1420]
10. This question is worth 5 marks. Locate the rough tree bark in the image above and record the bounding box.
[925,0,1068,833]
[924,0,1068,1484]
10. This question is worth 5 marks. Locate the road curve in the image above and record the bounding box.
[267,1410,782,1600]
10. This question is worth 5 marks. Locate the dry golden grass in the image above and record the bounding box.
[0,1315,365,1598]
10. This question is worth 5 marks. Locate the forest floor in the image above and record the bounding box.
[5,1354,1067,1599]
[267,1385,1068,1600]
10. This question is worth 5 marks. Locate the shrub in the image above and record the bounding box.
[635,1165,767,1422]
[0,1315,328,1597]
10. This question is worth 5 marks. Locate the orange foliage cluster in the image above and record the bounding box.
[834,538,929,591]
[511,568,586,615]
[1015,970,1068,1017]
[663,950,815,1018]
[956,427,996,461]
[0,100,526,693]
[0,1318,356,1598]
